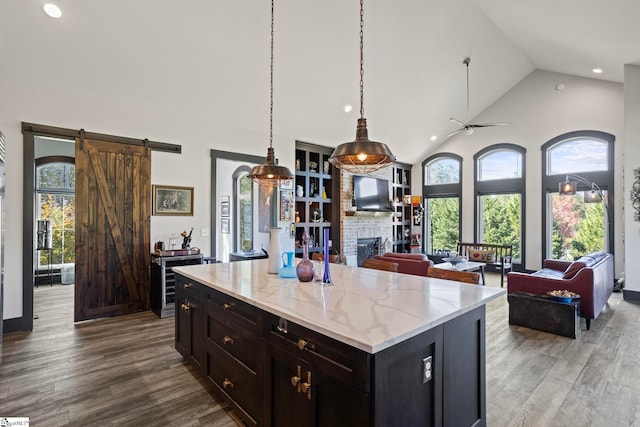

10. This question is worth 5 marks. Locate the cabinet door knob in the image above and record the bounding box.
[181,302,191,314]
[222,378,234,389]
[223,336,234,345]
[223,303,234,311]
[184,283,193,289]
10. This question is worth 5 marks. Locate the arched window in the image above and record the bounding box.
[35,157,75,266]
[474,144,526,265]
[542,131,614,260]
[233,167,254,253]
[422,154,462,254]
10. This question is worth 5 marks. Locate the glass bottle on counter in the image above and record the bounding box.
[296,229,314,282]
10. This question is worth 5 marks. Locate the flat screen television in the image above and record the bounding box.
[353,175,391,212]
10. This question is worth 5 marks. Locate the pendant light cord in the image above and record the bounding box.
[359,0,365,119]
[270,0,274,149]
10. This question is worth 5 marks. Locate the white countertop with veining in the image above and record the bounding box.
[173,259,505,354]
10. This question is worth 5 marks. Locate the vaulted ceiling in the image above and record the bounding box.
[1,0,638,164]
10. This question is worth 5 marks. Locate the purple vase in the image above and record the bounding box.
[296,229,315,282]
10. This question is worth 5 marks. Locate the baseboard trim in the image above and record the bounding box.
[3,316,31,334]
[623,289,640,304]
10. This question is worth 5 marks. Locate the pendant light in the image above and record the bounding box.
[329,0,395,174]
[248,0,293,186]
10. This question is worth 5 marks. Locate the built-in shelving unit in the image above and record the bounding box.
[294,142,338,257]
[391,162,412,253]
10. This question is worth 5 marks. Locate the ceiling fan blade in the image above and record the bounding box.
[470,122,511,128]
[446,128,464,138]
[449,117,466,126]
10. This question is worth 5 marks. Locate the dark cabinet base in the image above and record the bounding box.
[175,273,488,427]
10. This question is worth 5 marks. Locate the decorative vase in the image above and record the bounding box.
[321,229,333,286]
[268,227,282,274]
[296,229,315,282]
[296,185,304,197]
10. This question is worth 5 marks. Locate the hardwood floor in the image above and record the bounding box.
[2,275,639,426]
[1,284,240,426]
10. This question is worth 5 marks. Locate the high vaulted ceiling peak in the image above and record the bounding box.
[1,0,638,165]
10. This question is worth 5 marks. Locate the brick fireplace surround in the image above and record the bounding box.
[339,169,394,266]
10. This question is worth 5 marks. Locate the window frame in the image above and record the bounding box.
[422,153,462,254]
[232,166,254,253]
[473,144,526,269]
[35,156,76,267]
[541,130,615,261]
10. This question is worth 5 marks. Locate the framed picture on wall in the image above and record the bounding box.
[152,185,194,216]
[221,218,230,234]
[280,190,294,222]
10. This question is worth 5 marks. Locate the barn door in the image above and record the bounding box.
[74,137,151,322]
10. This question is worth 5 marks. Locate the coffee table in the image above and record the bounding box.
[508,292,581,338]
[433,260,486,284]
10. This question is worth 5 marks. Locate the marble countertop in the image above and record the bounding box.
[173,259,505,354]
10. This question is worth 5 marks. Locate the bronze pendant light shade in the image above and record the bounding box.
[329,0,395,174]
[248,0,293,186]
[330,118,396,174]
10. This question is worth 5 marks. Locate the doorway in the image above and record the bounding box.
[34,138,76,323]
[11,123,180,333]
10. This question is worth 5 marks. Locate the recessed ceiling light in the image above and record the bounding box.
[344,105,353,113]
[555,83,566,91]
[592,68,603,74]
[430,135,438,141]
[43,3,62,18]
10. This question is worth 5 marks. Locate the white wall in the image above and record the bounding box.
[0,76,294,321]
[417,70,625,275]
[624,64,640,292]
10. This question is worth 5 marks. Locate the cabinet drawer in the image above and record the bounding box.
[175,277,204,300]
[207,314,258,372]
[206,289,257,330]
[265,313,370,393]
[207,342,259,425]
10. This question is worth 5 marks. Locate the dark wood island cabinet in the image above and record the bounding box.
[174,260,503,427]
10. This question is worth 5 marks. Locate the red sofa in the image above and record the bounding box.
[373,253,434,277]
[507,252,614,329]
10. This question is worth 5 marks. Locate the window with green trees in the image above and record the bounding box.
[235,170,254,252]
[543,132,613,261]
[36,161,75,266]
[475,145,525,263]
[423,154,461,253]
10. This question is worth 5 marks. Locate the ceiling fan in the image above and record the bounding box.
[447,57,510,138]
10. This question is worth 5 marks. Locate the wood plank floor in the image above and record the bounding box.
[2,275,639,426]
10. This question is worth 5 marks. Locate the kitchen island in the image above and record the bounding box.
[173,259,505,427]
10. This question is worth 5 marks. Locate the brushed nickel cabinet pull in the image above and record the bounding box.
[184,283,193,289]
[222,378,234,389]
[223,336,234,345]
[223,303,234,311]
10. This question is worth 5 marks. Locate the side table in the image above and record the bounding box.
[508,292,581,338]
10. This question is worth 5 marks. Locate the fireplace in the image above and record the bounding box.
[357,237,381,267]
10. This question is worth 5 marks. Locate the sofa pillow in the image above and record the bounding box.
[562,261,587,279]
[468,249,495,263]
